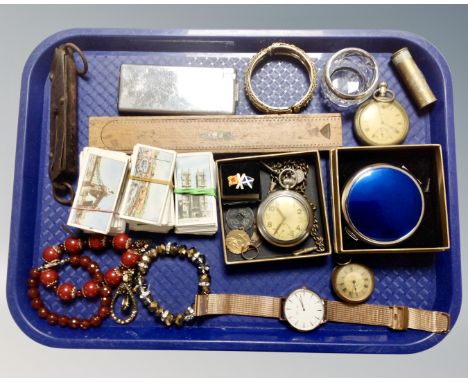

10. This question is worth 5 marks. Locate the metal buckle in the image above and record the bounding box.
[390,305,409,330]
[439,312,451,333]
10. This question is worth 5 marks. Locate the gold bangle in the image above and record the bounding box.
[244,42,317,114]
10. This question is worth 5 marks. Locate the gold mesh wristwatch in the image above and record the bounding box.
[194,287,450,333]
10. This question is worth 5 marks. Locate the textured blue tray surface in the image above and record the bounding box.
[7,29,461,353]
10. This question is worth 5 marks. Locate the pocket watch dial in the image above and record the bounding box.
[259,192,311,246]
[283,288,324,331]
[331,263,375,303]
[355,99,409,146]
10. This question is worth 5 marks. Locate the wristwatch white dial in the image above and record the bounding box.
[283,288,324,331]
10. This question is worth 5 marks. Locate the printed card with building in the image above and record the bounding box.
[68,147,129,234]
[174,152,218,235]
[119,144,176,226]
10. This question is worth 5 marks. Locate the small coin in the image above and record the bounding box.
[226,207,255,231]
[225,229,251,255]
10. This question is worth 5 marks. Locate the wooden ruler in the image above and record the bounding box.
[88,114,342,153]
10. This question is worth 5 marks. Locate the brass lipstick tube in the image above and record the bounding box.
[391,47,437,110]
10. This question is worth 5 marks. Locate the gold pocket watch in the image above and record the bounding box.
[354,82,409,146]
[331,261,375,304]
[257,167,313,248]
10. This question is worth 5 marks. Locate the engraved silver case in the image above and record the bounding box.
[118,64,238,115]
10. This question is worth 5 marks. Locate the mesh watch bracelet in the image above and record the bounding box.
[194,293,450,333]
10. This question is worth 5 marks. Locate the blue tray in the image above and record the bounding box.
[7,29,461,353]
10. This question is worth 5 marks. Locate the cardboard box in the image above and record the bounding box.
[330,144,450,254]
[216,151,331,265]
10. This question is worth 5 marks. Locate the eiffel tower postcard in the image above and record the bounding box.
[68,148,129,234]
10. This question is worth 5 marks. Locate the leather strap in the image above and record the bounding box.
[194,294,282,319]
[88,114,342,154]
[325,300,450,333]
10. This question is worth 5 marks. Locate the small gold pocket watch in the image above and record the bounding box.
[354,82,409,146]
[331,262,375,304]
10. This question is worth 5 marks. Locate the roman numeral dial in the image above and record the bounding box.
[331,263,375,304]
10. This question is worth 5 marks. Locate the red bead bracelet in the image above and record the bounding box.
[28,256,111,329]
[27,233,139,329]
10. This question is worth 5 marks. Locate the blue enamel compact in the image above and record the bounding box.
[341,164,425,246]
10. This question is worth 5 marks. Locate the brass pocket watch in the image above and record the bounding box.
[257,165,313,248]
[354,82,409,146]
[331,261,375,304]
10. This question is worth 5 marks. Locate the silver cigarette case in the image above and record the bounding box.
[118,64,238,115]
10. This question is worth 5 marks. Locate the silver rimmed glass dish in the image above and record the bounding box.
[322,47,379,110]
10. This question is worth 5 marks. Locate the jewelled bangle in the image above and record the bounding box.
[244,42,317,114]
[134,242,211,327]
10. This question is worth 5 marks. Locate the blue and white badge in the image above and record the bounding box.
[341,164,425,246]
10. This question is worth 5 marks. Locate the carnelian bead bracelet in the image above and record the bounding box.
[27,233,138,329]
[28,256,111,329]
